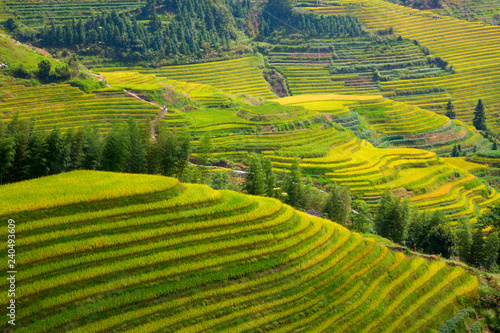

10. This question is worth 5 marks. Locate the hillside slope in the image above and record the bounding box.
[308,0,500,132]
[0,171,478,332]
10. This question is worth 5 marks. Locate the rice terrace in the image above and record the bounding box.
[0,0,499,332]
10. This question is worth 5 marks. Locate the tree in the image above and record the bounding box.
[158,127,178,177]
[323,184,351,227]
[46,126,69,175]
[445,99,456,119]
[480,204,500,229]
[210,171,229,190]
[244,153,266,196]
[427,224,456,259]
[38,60,52,82]
[0,124,15,184]
[101,123,130,172]
[3,17,18,32]
[451,144,462,157]
[484,232,499,271]
[65,128,84,171]
[456,219,473,264]
[26,130,49,179]
[263,0,293,29]
[81,125,102,170]
[125,118,146,174]
[374,191,410,244]
[284,158,303,208]
[262,157,276,197]
[199,132,213,165]
[175,131,191,178]
[471,228,486,267]
[473,99,487,131]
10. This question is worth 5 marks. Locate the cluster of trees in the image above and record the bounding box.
[374,192,458,259]
[33,0,245,61]
[8,59,75,83]
[243,156,373,232]
[456,216,499,271]
[0,116,190,184]
[244,155,326,211]
[373,191,500,271]
[260,0,365,38]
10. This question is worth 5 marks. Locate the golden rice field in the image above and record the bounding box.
[0,171,478,332]
[308,0,500,133]
[0,84,160,133]
[96,71,164,91]
[97,57,276,99]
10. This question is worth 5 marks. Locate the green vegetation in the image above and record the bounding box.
[0,170,479,332]
[0,84,159,133]
[308,0,500,134]
[0,116,190,184]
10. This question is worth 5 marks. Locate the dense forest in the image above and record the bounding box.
[0,116,190,184]
[4,0,366,63]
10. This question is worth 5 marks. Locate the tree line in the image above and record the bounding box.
[243,153,500,273]
[0,115,190,184]
[260,0,365,38]
[14,0,246,62]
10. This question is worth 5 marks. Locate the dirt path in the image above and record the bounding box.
[94,71,166,140]
[150,106,168,139]
[188,162,248,176]
[123,90,167,139]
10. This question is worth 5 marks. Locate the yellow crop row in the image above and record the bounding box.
[0,171,178,217]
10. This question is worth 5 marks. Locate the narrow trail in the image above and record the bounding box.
[90,71,167,139]
[188,162,248,176]
[123,91,168,139]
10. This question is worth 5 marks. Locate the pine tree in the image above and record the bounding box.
[65,128,84,171]
[456,219,473,264]
[471,229,486,267]
[284,158,303,208]
[125,118,146,174]
[445,99,456,119]
[26,130,49,179]
[472,99,487,131]
[157,127,178,177]
[38,60,52,82]
[427,224,456,259]
[175,131,191,178]
[484,232,499,271]
[81,125,102,170]
[451,144,460,157]
[102,123,130,172]
[244,154,266,196]
[199,132,213,165]
[262,157,276,197]
[0,123,15,184]
[374,191,410,244]
[323,184,351,227]
[46,126,69,174]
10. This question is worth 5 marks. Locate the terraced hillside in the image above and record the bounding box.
[308,0,500,132]
[96,71,164,92]
[0,84,160,133]
[278,94,487,155]
[0,35,60,72]
[96,57,276,99]
[384,0,500,24]
[0,171,478,332]
[269,38,448,95]
[1,0,144,26]
[189,102,498,221]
